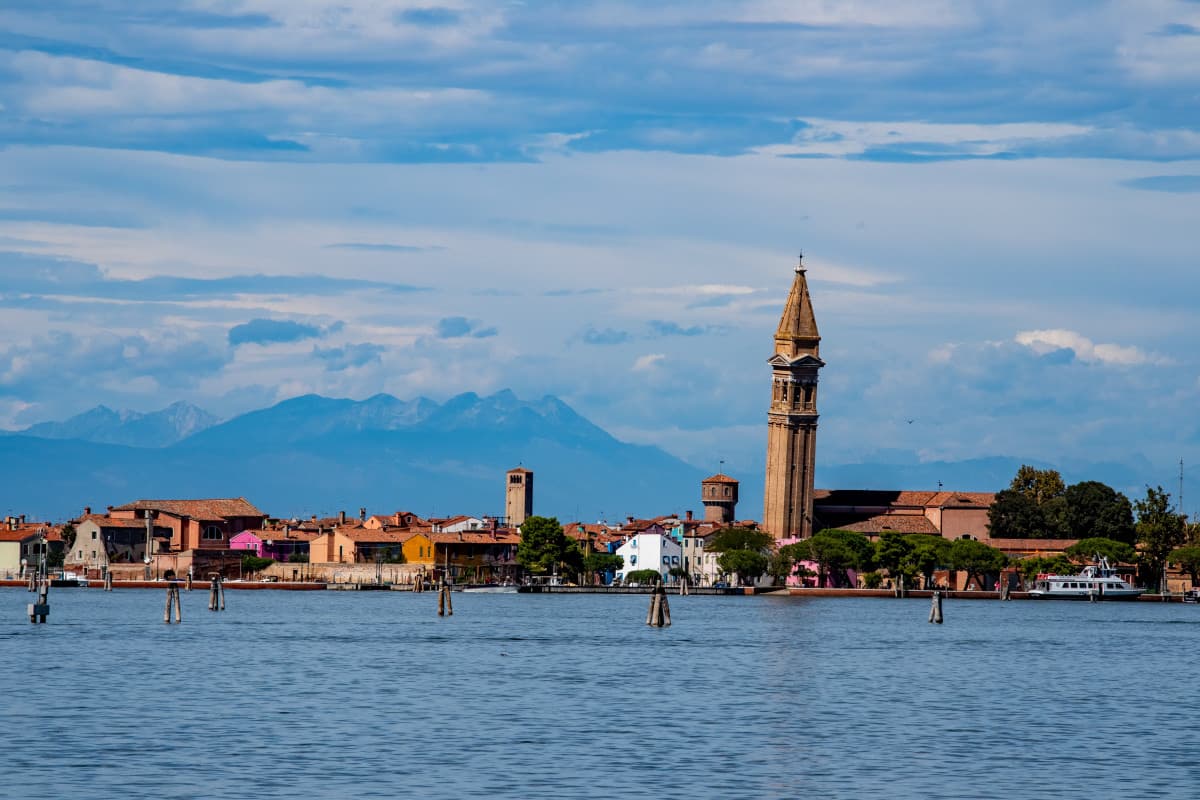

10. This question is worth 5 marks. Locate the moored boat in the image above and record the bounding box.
[1028,557,1143,600]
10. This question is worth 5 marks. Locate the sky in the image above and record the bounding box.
[0,0,1198,500]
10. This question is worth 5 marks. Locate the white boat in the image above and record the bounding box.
[462,581,518,594]
[1028,557,1144,600]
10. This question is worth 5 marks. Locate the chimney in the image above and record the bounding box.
[311,514,317,524]
[627,516,634,525]
[686,510,693,521]
[284,524,291,537]
[19,514,26,525]
[84,506,92,517]
[458,531,464,541]
[338,510,347,525]
[359,507,367,521]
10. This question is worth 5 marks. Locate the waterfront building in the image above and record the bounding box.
[108,497,268,553]
[614,529,682,584]
[506,467,533,526]
[229,529,317,562]
[0,516,55,578]
[66,514,172,570]
[763,258,824,540]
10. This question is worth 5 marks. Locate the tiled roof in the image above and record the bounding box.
[111,498,266,521]
[429,531,520,545]
[80,514,167,531]
[820,514,940,535]
[0,528,44,542]
[702,473,739,484]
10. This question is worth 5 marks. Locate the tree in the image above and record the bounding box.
[1009,465,1066,506]
[905,534,952,588]
[241,554,274,573]
[625,568,663,585]
[1064,481,1135,544]
[516,516,570,575]
[804,529,873,588]
[60,523,77,551]
[1168,544,1200,586]
[717,549,769,586]
[988,489,1058,539]
[1136,486,1185,592]
[1063,537,1135,565]
[1016,554,1075,583]
[949,539,1007,590]
[874,531,914,576]
[706,528,774,553]
[584,552,623,575]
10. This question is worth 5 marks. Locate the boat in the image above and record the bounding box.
[462,582,518,594]
[1028,557,1144,600]
[1183,588,1200,604]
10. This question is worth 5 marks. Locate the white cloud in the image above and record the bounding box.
[632,353,665,372]
[1014,329,1160,366]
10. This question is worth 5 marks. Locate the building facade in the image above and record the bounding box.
[763,258,824,539]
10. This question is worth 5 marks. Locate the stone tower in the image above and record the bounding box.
[763,257,824,539]
[701,473,739,524]
[505,467,533,526]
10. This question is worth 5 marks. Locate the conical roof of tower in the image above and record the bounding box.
[702,473,739,484]
[774,260,820,358]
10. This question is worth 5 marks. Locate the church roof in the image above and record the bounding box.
[774,260,820,357]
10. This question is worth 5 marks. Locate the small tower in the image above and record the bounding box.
[702,473,739,525]
[505,467,533,527]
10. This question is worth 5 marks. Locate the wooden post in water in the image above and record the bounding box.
[186,573,193,592]
[928,591,943,624]
[27,578,50,623]
[164,583,181,623]
[660,584,672,626]
[647,581,671,627]
[645,587,658,625]
[445,579,453,616]
[103,571,112,591]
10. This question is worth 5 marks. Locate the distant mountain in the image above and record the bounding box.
[20,401,219,448]
[2,391,706,521]
[2,391,1171,522]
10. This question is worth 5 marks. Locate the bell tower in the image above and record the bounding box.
[762,256,823,539]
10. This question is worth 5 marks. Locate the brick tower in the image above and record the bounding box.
[702,473,739,524]
[505,467,533,526]
[762,257,824,539]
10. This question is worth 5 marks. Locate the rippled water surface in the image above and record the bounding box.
[3,588,1199,799]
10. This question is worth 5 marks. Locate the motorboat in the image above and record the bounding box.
[1028,557,1144,600]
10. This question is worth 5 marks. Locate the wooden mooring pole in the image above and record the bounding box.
[103,571,113,591]
[164,583,182,624]
[27,578,49,623]
[647,581,671,627]
[437,578,453,616]
[928,591,943,624]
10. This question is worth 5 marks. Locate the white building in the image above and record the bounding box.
[615,532,683,584]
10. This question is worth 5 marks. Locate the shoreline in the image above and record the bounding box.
[0,579,1186,601]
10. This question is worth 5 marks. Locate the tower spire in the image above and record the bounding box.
[774,258,820,360]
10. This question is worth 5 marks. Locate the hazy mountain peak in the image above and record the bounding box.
[21,401,219,448]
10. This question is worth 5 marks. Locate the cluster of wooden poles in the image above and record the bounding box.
[27,576,49,623]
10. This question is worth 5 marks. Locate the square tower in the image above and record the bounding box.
[505,467,533,526]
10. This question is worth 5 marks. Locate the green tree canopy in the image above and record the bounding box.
[516,516,570,575]
[584,552,623,575]
[1010,465,1066,505]
[717,549,769,585]
[1064,481,1135,543]
[874,531,914,575]
[801,529,874,588]
[1136,486,1185,592]
[949,539,1007,590]
[1064,537,1135,565]
[706,528,774,553]
[905,534,952,588]
[988,489,1065,539]
[1016,554,1075,583]
[624,568,663,585]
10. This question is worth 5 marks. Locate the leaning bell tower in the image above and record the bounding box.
[762,256,824,540]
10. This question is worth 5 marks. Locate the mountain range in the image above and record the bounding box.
[2,391,1186,522]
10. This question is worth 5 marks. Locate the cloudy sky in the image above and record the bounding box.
[1,1,1197,495]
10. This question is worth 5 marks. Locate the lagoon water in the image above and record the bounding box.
[2,588,1199,799]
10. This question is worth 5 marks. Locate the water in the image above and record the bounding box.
[2,588,1199,799]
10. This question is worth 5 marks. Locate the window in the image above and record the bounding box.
[630,555,637,565]
[91,531,97,540]
[724,487,731,497]
[671,556,679,564]
[662,556,670,565]
[202,525,223,540]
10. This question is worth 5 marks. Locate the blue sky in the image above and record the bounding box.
[1,1,1198,503]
